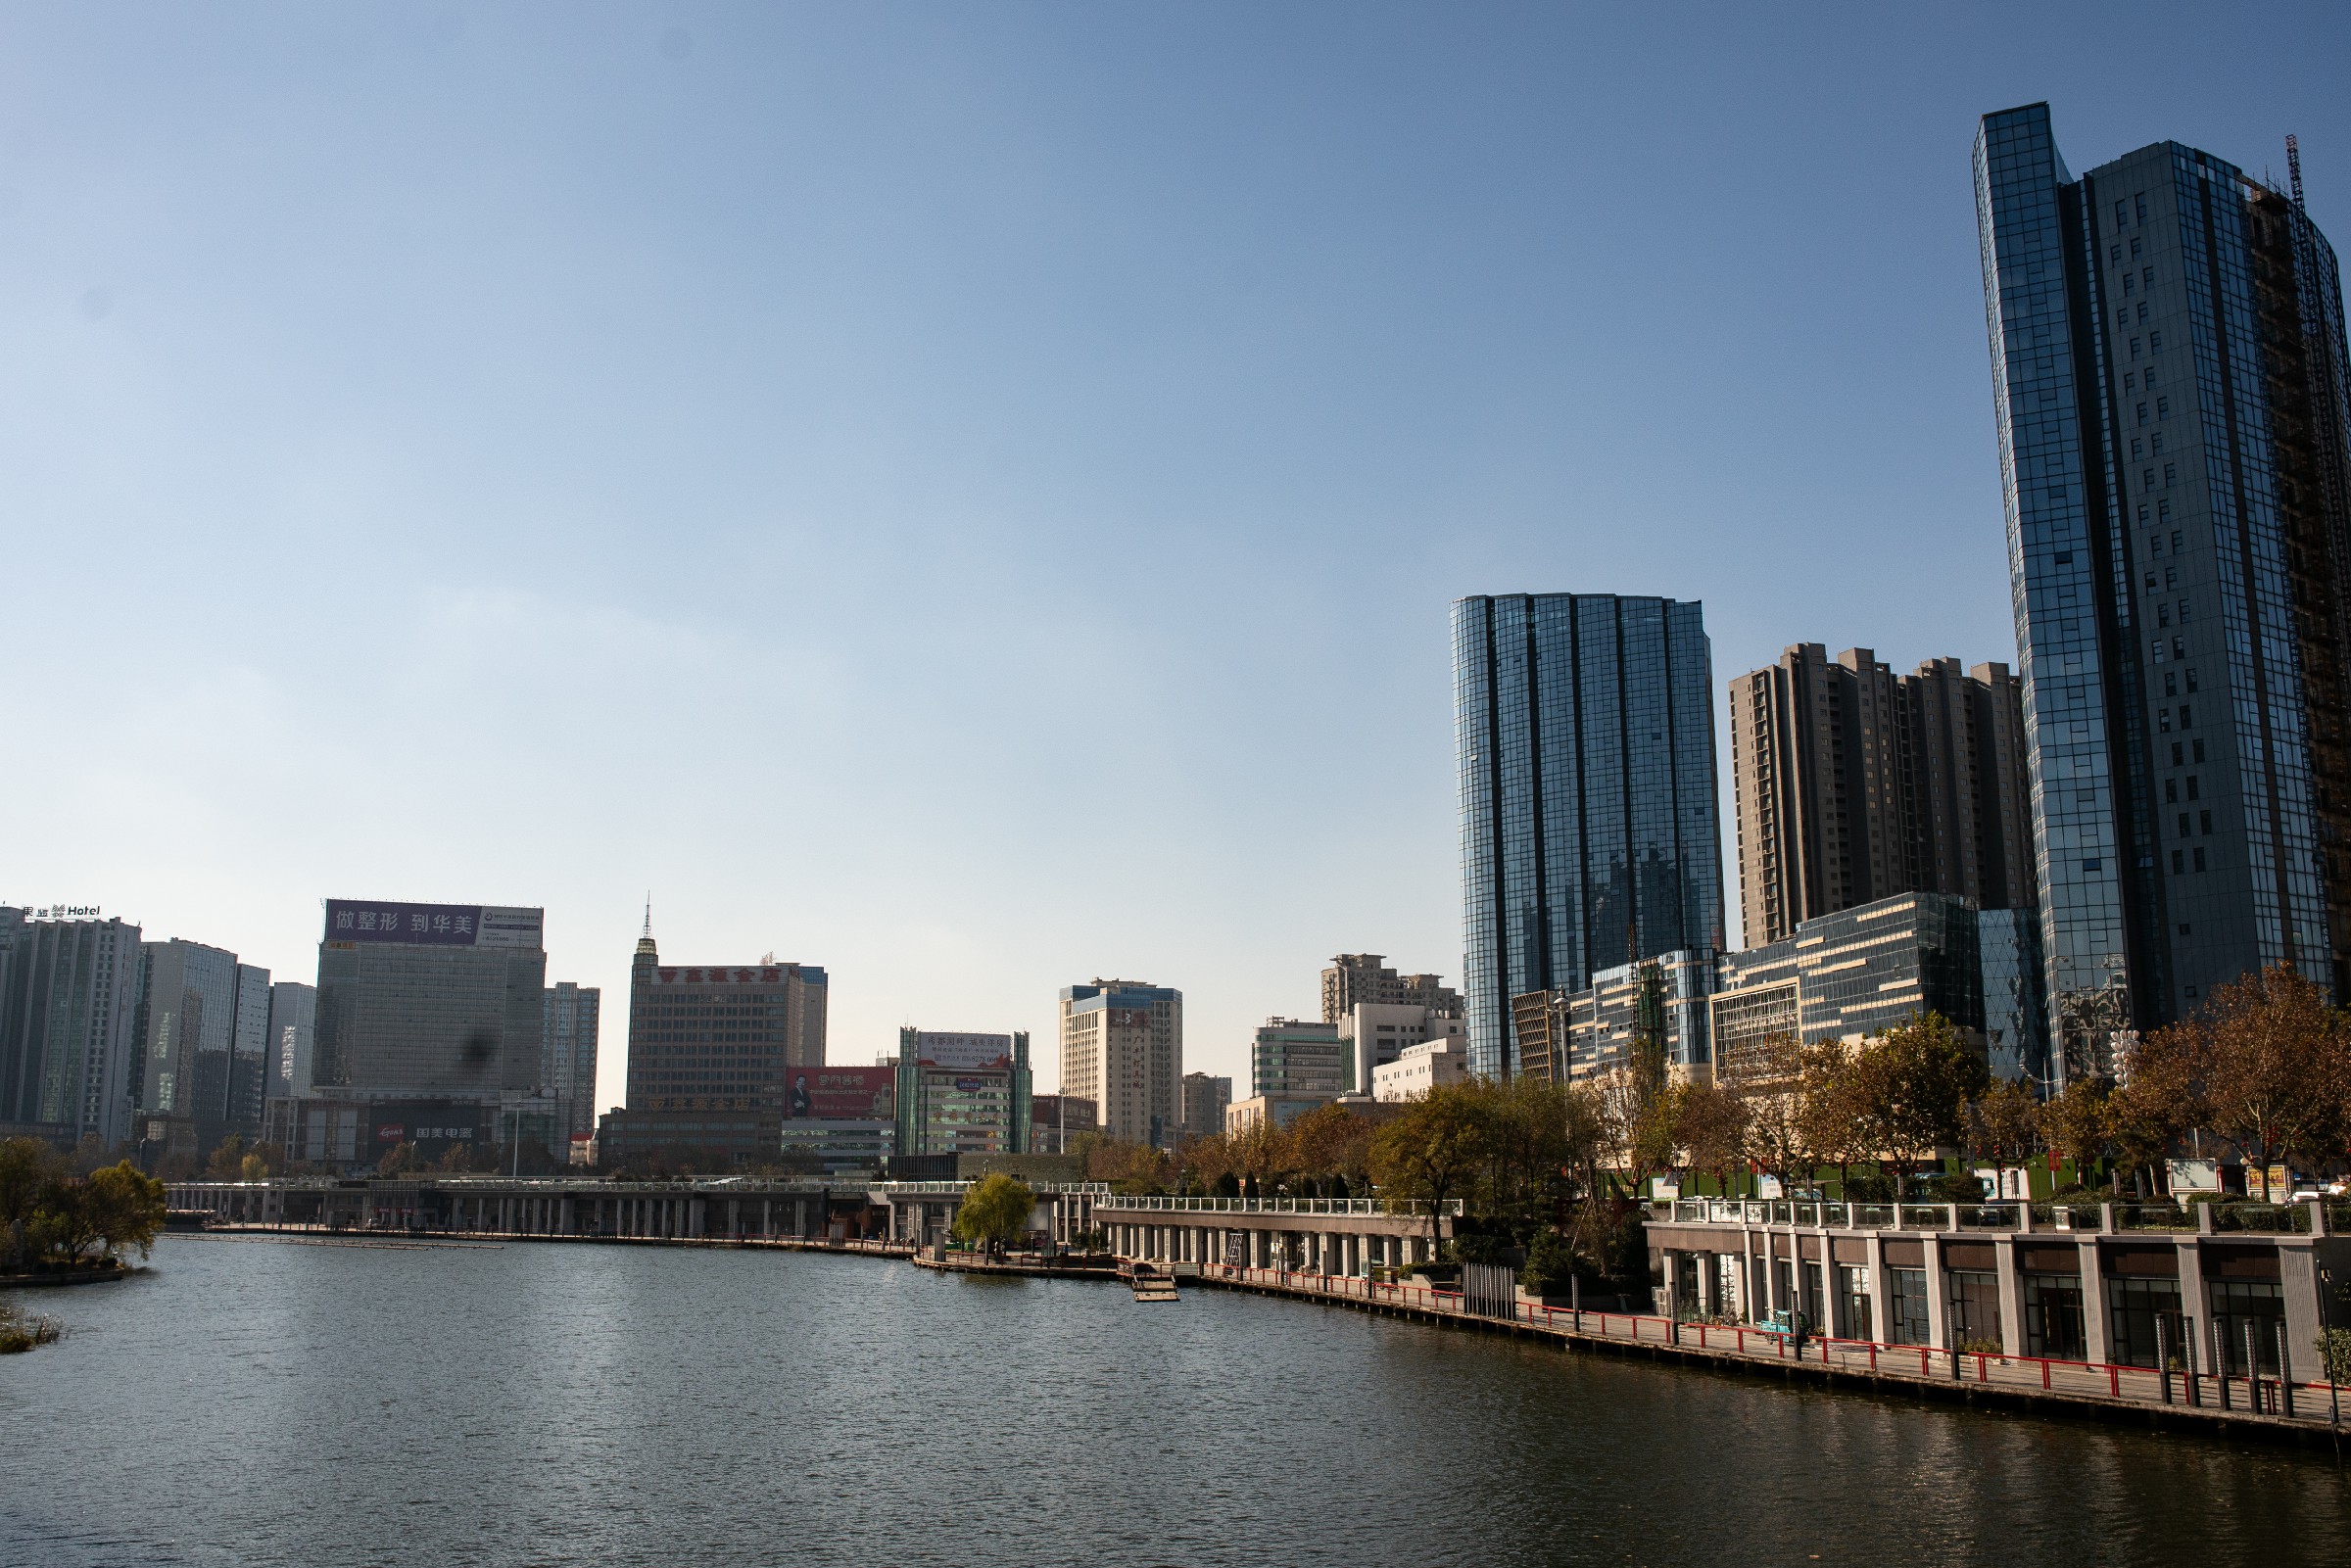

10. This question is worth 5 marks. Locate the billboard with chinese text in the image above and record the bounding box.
[323,900,542,950]
[785,1066,893,1120]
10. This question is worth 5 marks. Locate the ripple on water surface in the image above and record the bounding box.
[3,1236,2346,1567]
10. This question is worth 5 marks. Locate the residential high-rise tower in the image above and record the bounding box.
[1729,644,2034,945]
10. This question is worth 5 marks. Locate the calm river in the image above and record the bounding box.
[3,1236,2346,1566]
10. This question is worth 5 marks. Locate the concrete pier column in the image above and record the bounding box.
[1993,1237,2024,1356]
[1865,1232,1891,1341]
[2079,1238,2111,1364]
[1924,1238,1951,1352]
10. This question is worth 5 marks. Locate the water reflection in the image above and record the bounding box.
[2,1237,2344,1566]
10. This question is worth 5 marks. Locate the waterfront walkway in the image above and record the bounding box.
[180,1223,914,1259]
[1196,1263,2351,1446]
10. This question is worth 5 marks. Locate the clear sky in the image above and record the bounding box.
[3,3,2347,1109]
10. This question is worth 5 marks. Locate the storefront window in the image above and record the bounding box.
[2023,1272,2085,1360]
[1889,1267,1929,1345]
[2106,1275,2183,1369]
[1945,1269,2002,1351]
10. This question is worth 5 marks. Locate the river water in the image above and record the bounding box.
[2,1236,2345,1566]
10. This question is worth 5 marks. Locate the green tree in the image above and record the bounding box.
[1285,1103,1378,1198]
[2193,965,2351,1199]
[205,1134,249,1180]
[0,1137,65,1270]
[1673,1079,1750,1198]
[2039,1075,2112,1193]
[950,1172,1037,1252]
[1858,1013,1988,1198]
[1733,1033,1815,1196]
[84,1162,167,1261]
[1367,1084,1484,1251]
[2106,1025,2200,1196]
[376,1141,423,1176]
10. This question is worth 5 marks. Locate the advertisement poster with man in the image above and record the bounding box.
[785,1067,893,1120]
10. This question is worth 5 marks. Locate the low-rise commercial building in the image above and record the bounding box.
[1709,892,1987,1081]
[891,1028,1032,1157]
[1029,1093,1097,1155]
[1224,1093,1332,1135]
[1372,1038,1469,1101]
[1179,1074,1230,1143]
[1337,1002,1464,1096]
[782,1064,896,1173]
[1515,949,1718,1084]
[597,1108,784,1170]
[1249,1019,1345,1099]
[1649,1198,2346,1379]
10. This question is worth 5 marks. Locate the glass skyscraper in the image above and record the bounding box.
[1453,593,1724,1077]
[1975,104,2351,1083]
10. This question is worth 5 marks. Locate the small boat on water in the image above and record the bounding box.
[1128,1263,1179,1302]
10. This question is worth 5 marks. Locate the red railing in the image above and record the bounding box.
[1196,1263,2346,1426]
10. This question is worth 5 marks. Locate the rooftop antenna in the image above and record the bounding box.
[2288,133,2306,212]
[643,893,652,937]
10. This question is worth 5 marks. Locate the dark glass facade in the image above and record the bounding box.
[1975,104,2346,1080]
[1454,594,1724,1077]
[0,914,143,1147]
[313,903,546,1100]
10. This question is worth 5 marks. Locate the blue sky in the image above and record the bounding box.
[4,3,2346,1107]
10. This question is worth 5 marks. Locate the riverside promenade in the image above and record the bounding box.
[1195,1261,2351,1446]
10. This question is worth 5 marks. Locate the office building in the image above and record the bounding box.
[0,912,143,1148]
[624,927,827,1113]
[1515,947,1718,1084]
[890,1027,1032,1157]
[1249,1019,1346,1100]
[1031,1092,1098,1155]
[1454,593,1726,1077]
[1179,1073,1230,1144]
[1975,104,2351,1078]
[267,981,316,1101]
[269,899,548,1169]
[1729,644,2034,945]
[780,1063,896,1172]
[542,982,600,1140]
[1373,1038,1470,1101]
[1058,978,1183,1148]
[1707,893,1986,1082]
[1319,955,1462,1025]
[1337,1001,1464,1097]
[597,1108,782,1172]
[1978,908,2050,1084]
[227,963,271,1146]
[134,938,246,1161]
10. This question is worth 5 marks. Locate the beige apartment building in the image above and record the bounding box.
[1729,644,2034,946]
[1320,954,1461,1024]
[1057,978,1183,1149]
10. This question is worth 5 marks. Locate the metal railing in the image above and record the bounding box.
[1090,1195,1463,1216]
[1197,1264,2347,1429]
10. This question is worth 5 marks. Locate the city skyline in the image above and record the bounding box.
[4,10,2347,1109]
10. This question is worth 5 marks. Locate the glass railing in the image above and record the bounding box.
[2117,1204,2196,1231]
[2206,1202,2309,1234]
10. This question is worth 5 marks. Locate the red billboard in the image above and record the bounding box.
[785,1067,893,1120]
